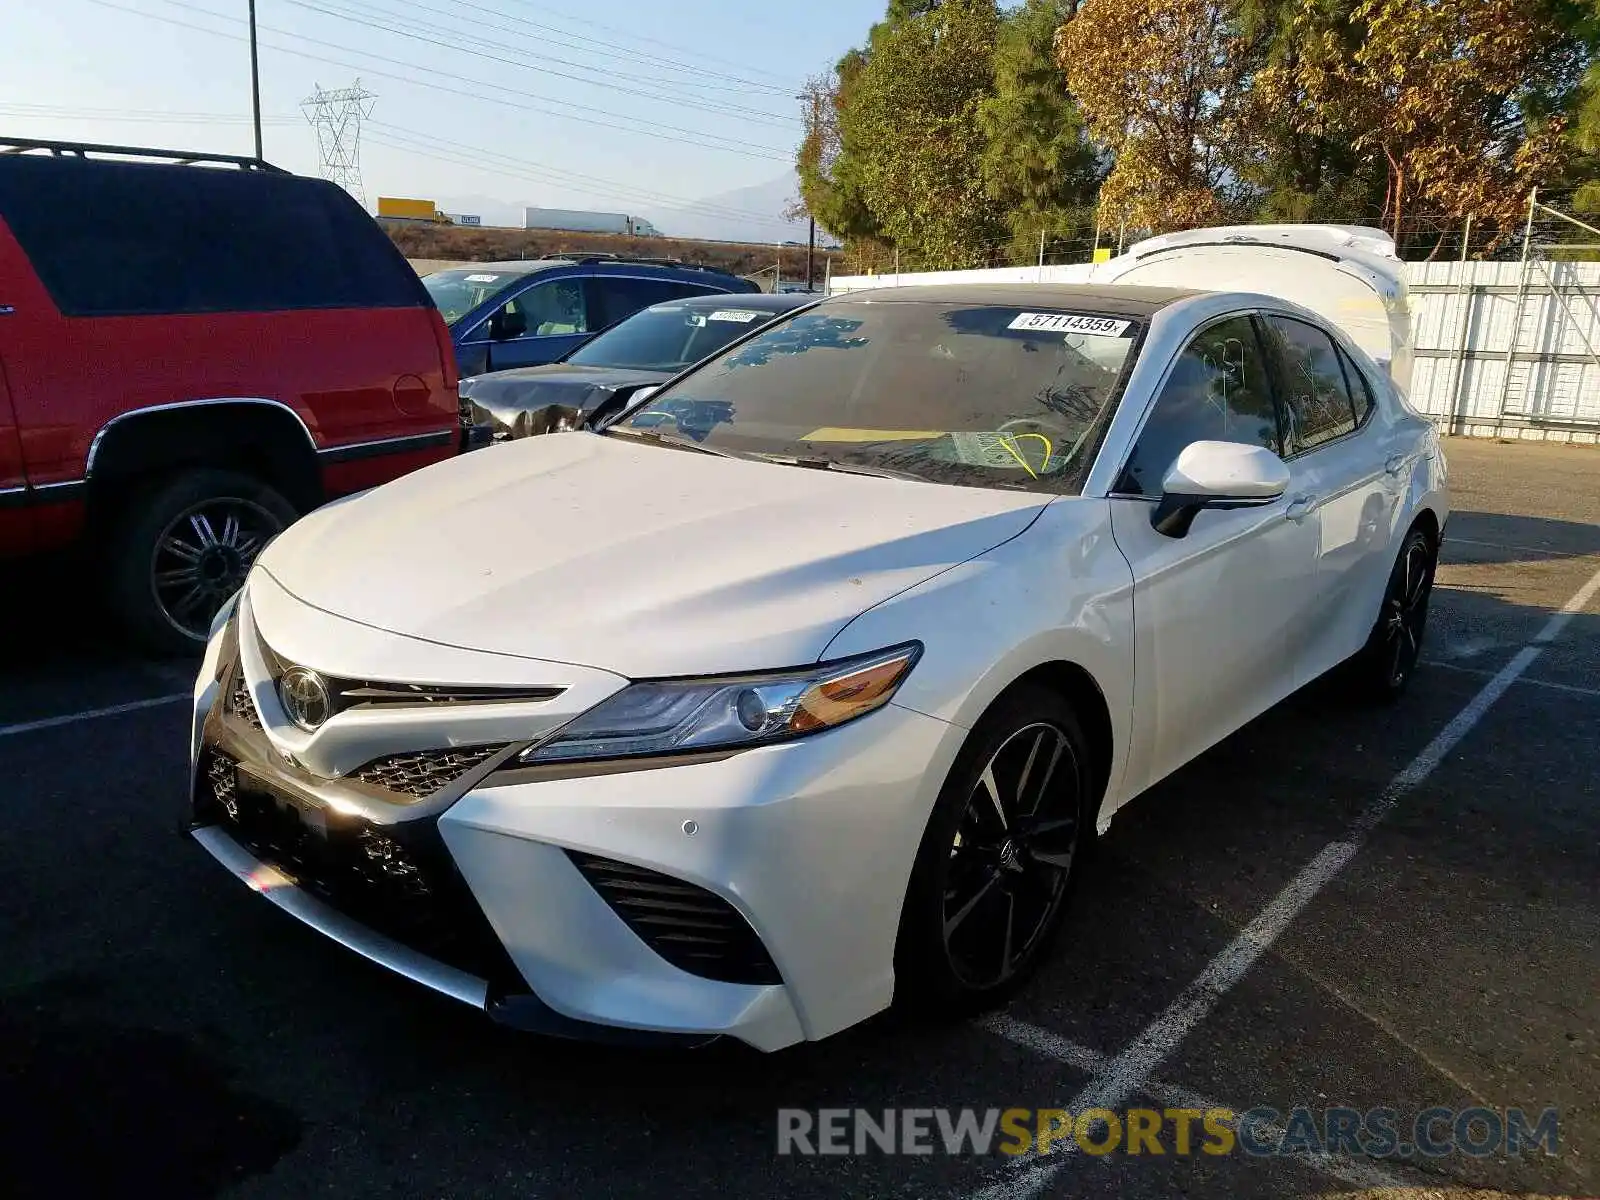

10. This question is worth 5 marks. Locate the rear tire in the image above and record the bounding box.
[894,685,1094,1016]
[106,468,296,655]
[1346,524,1437,703]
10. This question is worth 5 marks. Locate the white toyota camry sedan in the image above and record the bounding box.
[189,282,1448,1051]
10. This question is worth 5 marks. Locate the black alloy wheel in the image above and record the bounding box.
[943,721,1081,989]
[1349,523,1437,702]
[1383,531,1435,689]
[896,685,1093,1014]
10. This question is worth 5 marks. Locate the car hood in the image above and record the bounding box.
[460,364,668,425]
[257,432,1049,677]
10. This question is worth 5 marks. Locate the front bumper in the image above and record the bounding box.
[189,586,962,1051]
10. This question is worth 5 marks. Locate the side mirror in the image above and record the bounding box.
[489,308,527,340]
[587,385,659,431]
[1151,440,1289,538]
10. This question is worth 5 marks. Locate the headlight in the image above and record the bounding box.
[521,642,921,765]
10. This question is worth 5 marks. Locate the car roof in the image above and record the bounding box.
[455,258,746,281]
[826,282,1201,317]
[661,292,813,312]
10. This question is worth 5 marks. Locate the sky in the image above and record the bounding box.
[3,0,885,239]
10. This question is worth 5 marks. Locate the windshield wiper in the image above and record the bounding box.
[754,453,923,482]
[603,426,738,457]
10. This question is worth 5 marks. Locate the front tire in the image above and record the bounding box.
[894,685,1093,1016]
[1348,524,1437,702]
[107,469,296,655]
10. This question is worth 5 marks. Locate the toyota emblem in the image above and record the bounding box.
[278,667,332,732]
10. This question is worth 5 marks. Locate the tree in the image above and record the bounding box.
[794,58,883,250]
[1056,0,1269,234]
[839,0,1008,266]
[1240,0,1388,222]
[978,0,1101,260]
[1259,0,1591,241]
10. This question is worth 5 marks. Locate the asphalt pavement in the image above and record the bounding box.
[1,436,1595,1200]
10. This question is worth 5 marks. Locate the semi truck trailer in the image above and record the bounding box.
[522,207,660,236]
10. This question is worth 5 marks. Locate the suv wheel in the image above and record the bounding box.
[108,469,297,654]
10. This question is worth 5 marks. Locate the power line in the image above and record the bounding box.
[154,0,791,151]
[87,0,791,160]
[278,0,798,128]
[0,102,300,126]
[363,0,795,101]
[490,0,804,91]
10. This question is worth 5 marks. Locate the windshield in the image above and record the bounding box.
[614,300,1140,494]
[422,268,527,325]
[568,303,775,371]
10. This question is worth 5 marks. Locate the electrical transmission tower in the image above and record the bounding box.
[301,80,376,206]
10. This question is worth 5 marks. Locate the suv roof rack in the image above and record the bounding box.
[540,252,737,275]
[0,136,287,173]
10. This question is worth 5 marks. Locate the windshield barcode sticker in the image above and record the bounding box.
[709,309,763,323]
[1008,312,1132,337]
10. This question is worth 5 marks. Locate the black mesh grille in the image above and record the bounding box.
[227,672,262,729]
[350,745,507,798]
[567,852,781,986]
[196,750,522,989]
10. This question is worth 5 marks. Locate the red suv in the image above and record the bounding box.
[0,140,458,651]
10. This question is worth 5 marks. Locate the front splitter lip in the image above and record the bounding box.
[192,823,488,1008]
[189,823,717,1048]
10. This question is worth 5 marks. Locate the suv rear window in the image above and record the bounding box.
[0,157,427,317]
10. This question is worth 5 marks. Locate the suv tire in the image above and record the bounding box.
[107,468,297,654]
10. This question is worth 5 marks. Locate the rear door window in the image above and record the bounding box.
[592,277,717,328]
[1339,344,1377,426]
[1262,315,1359,452]
[0,156,425,316]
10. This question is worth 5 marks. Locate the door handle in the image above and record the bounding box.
[1284,494,1318,522]
[1385,453,1409,477]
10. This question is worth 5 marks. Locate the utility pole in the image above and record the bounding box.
[248,0,263,161]
[806,216,815,291]
[1038,229,1046,267]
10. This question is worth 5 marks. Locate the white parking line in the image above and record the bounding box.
[1425,658,1600,700]
[0,693,189,739]
[980,1014,1409,1191]
[977,560,1600,1199]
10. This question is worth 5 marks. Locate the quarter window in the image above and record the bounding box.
[1264,316,1358,452]
[1117,315,1281,499]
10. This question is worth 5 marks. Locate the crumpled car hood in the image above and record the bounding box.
[257,432,1050,678]
[460,364,667,435]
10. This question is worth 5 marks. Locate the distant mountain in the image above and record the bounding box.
[425,173,812,245]
[644,173,809,244]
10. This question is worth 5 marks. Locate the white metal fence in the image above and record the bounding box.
[830,259,1600,443]
[1407,259,1600,442]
